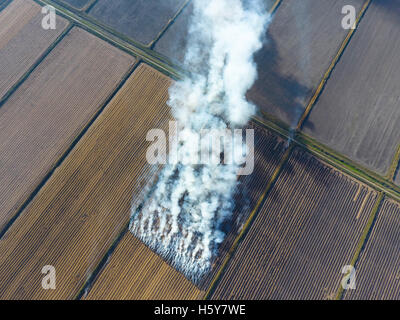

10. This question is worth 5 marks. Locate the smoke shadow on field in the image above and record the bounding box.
[247,33,313,129]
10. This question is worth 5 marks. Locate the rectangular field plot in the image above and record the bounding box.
[303,1,400,175]
[82,122,288,298]
[0,0,68,101]
[211,148,378,300]
[344,198,400,300]
[0,27,134,233]
[88,0,186,45]
[0,64,172,299]
[85,233,204,300]
[248,0,364,127]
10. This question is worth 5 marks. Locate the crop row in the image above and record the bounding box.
[211,148,378,299]
[0,0,68,101]
[0,27,134,232]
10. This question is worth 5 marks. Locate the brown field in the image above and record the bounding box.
[0,0,68,101]
[85,233,204,300]
[0,27,134,232]
[0,64,172,299]
[344,198,400,300]
[211,148,378,299]
[249,0,364,127]
[303,1,400,175]
[82,122,287,298]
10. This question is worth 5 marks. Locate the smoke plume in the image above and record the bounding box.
[130,0,270,281]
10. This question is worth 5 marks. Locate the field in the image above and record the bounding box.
[80,121,287,297]
[344,198,400,300]
[211,148,378,299]
[0,0,68,101]
[85,232,204,300]
[248,0,365,127]
[0,64,174,299]
[88,0,186,45]
[303,1,400,175]
[0,27,134,233]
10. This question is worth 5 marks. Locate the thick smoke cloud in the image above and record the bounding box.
[130,0,270,281]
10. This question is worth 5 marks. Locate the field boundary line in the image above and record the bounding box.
[387,143,400,182]
[204,145,293,299]
[0,61,141,240]
[76,224,129,299]
[296,0,372,131]
[0,24,73,109]
[83,0,98,12]
[335,192,384,300]
[149,0,191,50]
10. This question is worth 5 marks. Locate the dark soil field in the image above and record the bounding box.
[153,1,192,65]
[211,148,377,299]
[303,0,400,175]
[88,0,186,45]
[0,64,172,299]
[0,27,134,233]
[344,198,400,300]
[0,0,68,101]
[155,0,364,126]
[248,0,364,127]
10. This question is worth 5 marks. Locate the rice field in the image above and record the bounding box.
[303,0,400,175]
[1,0,398,301]
[85,233,204,300]
[88,0,187,45]
[211,148,378,299]
[0,64,173,299]
[0,27,134,234]
[80,121,287,297]
[248,0,364,127]
[0,0,68,101]
[344,198,400,300]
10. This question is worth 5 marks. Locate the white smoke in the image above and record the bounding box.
[130,0,270,282]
